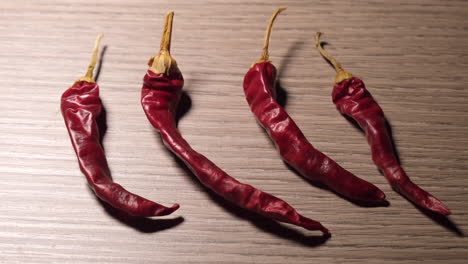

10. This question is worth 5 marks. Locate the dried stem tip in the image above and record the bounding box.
[149,11,178,75]
[160,11,174,52]
[75,34,103,84]
[314,32,354,83]
[252,7,287,66]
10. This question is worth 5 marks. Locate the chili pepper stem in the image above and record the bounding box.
[252,7,287,67]
[314,32,354,83]
[75,33,103,84]
[149,11,179,75]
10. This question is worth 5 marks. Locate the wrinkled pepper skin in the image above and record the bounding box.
[141,70,329,234]
[332,77,451,215]
[243,62,386,203]
[61,81,179,216]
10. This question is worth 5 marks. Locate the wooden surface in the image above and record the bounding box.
[1,0,467,263]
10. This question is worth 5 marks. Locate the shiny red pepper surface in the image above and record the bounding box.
[244,62,385,203]
[61,81,179,216]
[141,70,328,234]
[141,11,329,234]
[332,77,450,215]
[316,32,450,215]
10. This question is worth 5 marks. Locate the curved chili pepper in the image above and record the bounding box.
[61,34,179,217]
[141,11,329,234]
[314,32,450,215]
[243,8,386,204]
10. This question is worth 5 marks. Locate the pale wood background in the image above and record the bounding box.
[1,0,467,263]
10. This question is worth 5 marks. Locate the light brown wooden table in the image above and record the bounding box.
[1,0,467,263]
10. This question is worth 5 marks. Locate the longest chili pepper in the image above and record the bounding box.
[243,8,386,204]
[141,11,329,234]
[314,32,450,215]
[61,34,179,217]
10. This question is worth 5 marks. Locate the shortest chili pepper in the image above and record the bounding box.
[61,34,179,217]
[315,32,450,215]
[141,11,329,234]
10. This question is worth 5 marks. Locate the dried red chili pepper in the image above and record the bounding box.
[141,11,329,234]
[243,8,386,204]
[314,32,450,215]
[61,34,179,217]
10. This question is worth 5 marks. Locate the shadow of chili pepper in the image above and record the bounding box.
[94,195,184,233]
[95,46,108,151]
[275,40,306,109]
[341,113,364,133]
[275,79,288,109]
[175,91,192,126]
[277,40,304,83]
[96,101,108,151]
[405,195,463,237]
[94,45,107,83]
[384,119,402,165]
